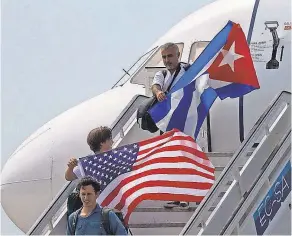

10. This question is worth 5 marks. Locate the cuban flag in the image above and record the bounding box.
[149,20,260,139]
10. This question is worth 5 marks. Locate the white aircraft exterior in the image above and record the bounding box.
[1,0,291,234]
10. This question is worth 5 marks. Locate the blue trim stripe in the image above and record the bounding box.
[215,83,257,99]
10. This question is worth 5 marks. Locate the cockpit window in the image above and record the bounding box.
[188,41,210,64]
[111,46,159,88]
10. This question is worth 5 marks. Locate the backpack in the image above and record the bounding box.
[67,191,83,218]
[137,63,190,133]
[71,207,131,235]
[102,208,132,235]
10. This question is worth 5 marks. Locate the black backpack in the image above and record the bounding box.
[71,207,131,235]
[67,191,83,219]
[102,208,132,235]
[137,63,190,133]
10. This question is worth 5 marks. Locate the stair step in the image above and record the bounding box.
[129,203,217,226]
[206,152,234,157]
[130,226,183,235]
[135,192,225,209]
[129,210,194,225]
[134,207,197,212]
[206,151,253,157]
[130,222,186,228]
[133,206,216,213]
[208,152,252,168]
[130,221,207,229]
[136,200,199,208]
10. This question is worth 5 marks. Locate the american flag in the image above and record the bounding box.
[78,129,215,223]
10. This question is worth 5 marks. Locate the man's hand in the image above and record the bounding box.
[156,91,167,102]
[152,84,166,102]
[67,158,78,169]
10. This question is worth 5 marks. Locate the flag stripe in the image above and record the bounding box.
[183,85,200,137]
[136,145,210,165]
[137,141,208,161]
[123,193,205,223]
[97,162,215,203]
[214,83,257,99]
[138,129,175,147]
[138,135,199,157]
[136,148,212,171]
[104,177,213,210]
[120,187,210,218]
[133,161,214,178]
[113,180,213,213]
[133,156,215,174]
[166,82,195,131]
[99,167,215,205]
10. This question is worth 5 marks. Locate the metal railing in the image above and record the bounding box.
[223,131,291,235]
[28,94,149,235]
[180,91,291,235]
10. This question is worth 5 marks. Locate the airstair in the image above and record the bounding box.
[28,91,291,235]
[181,91,291,235]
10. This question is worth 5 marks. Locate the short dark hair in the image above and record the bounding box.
[87,126,112,153]
[76,176,101,193]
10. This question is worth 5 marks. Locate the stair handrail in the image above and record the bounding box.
[180,91,291,235]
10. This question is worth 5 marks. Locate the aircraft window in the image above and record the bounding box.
[112,46,159,88]
[188,41,210,64]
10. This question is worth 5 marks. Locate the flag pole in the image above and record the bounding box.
[239,0,261,142]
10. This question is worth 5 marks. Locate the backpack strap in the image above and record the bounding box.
[101,208,113,235]
[165,63,182,93]
[162,70,167,78]
[183,63,191,71]
[166,62,191,92]
[71,208,82,235]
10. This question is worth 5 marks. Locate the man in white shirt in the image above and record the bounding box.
[151,42,190,210]
[151,42,189,102]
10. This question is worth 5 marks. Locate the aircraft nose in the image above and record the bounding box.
[1,126,54,232]
[1,117,95,232]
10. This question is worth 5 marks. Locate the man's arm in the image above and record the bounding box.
[65,158,78,181]
[108,211,128,235]
[65,168,78,181]
[151,71,166,102]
